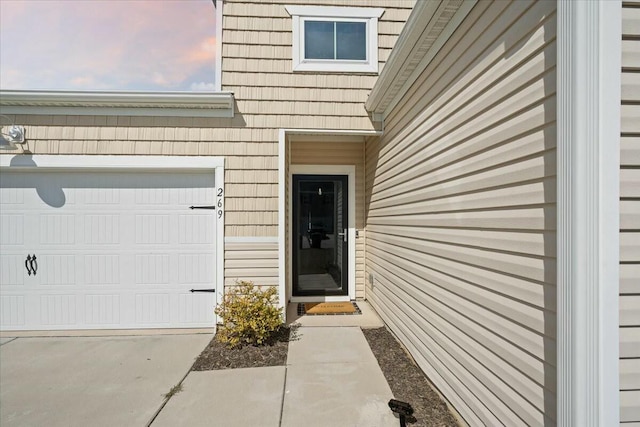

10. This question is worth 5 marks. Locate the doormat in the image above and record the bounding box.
[297,302,361,316]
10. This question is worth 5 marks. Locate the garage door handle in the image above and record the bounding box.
[25,254,37,276]
[189,288,215,293]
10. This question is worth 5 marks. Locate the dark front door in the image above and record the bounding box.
[293,175,348,296]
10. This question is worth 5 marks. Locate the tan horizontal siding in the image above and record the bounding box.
[291,140,366,299]
[621,2,640,423]
[365,1,556,426]
[224,240,279,286]
[622,327,640,358]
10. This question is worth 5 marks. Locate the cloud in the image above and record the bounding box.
[0,0,218,91]
[189,82,216,91]
[185,37,217,63]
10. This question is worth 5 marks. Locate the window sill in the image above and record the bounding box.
[293,61,378,73]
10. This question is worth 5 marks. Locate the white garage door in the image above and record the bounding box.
[0,167,219,330]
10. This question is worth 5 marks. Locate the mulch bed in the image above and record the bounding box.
[363,327,460,427]
[191,324,459,426]
[191,326,292,371]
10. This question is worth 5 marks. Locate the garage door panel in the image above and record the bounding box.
[179,214,215,244]
[84,214,121,244]
[179,253,216,284]
[135,215,170,244]
[0,215,24,245]
[84,254,121,285]
[1,254,26,286]
[0,295,25,327]
[135,254,171,285]
[84,294,121,325]
[39,294,79,326]
[39,214,76,245]
[1,168,219,330]
[135,293,171,325]
[178,293,215,323]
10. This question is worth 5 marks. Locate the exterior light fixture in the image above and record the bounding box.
[0,114,26,150]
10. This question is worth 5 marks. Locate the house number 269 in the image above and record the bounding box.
[217,188,224,219]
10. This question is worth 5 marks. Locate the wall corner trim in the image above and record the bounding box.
[557,1,621,425]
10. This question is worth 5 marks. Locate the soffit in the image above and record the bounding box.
[365,0,475,119]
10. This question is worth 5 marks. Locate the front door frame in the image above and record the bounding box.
[288,165,356,302]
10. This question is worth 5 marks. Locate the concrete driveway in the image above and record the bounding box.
[0,333,212,427]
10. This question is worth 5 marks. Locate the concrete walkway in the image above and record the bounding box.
[0,334,213,427]
[154,325,398,427]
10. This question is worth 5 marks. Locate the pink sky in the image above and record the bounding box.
[0,0,218,91]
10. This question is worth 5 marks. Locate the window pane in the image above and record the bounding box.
[305,21,334,60]
[336,22,366,60]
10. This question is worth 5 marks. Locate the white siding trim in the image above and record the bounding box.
[278,129,287,318]
[225,237,278,243]
[215,0,223,92]
[557,1,621,425]
[215,163,225,314]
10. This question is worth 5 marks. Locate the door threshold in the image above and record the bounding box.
[290,296,351,303]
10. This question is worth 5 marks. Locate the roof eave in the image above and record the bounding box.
[0,90,235,118]
[366,0,476,120]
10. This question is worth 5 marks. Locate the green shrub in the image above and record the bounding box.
[214,281,283,348]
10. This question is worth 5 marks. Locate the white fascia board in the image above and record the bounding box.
[0,90,235,117]
[285,5,383,18]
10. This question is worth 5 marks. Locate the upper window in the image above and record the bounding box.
[286,6,384,73]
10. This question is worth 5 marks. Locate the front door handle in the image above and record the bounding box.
[337,228,347,242]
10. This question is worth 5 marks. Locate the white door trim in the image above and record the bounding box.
[278,129,380,319]
[0,154,226,322]
[288,165,356,303]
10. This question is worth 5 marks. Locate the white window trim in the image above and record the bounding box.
[285,5,383,73]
